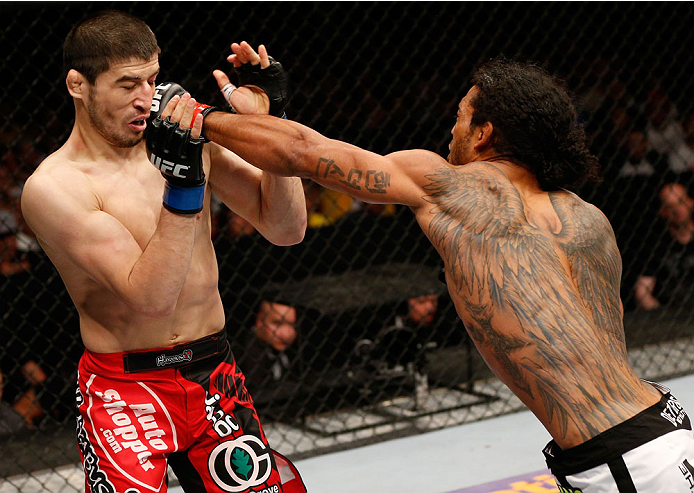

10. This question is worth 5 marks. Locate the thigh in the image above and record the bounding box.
[170,353,285,493]
[76,372,180,493]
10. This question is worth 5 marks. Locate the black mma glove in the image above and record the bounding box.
[149,82,222,137]
[146,82,223,214]
[234,56,290,117]
[146,116,206,215]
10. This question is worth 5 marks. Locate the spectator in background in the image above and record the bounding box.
[248,301,297,384]
[11,360,48,428]
[305,179,398,230]
[0,370,29,437]
[576,57,637,177]
[634,183,694,310]
[407,294,438,327]
[607,128,667,244]
[0,217,30,276]
[361,293,441,373]
[667,112,694,175]
[617,129,668,177]
[391,294,439,330]
[4,137,46,179]
[576,57,635,125]
[645,84,686,158]
[250,294,440,382]
[254,300,297,352]
[0,154,41,260]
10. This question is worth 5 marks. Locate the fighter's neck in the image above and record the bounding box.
[478,156,540,189]
[68,119,145,166]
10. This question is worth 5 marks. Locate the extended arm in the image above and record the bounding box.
[203,111,438,207]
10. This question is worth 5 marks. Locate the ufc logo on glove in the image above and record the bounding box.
[149,154,191,179]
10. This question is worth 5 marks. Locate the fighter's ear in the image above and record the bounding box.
[473,121,495,150]
[66,69,86,99]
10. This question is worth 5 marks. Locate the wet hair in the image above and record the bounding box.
[63,10,160,84]
[470,58,600,190]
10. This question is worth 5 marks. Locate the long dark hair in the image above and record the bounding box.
[471,58,600,190]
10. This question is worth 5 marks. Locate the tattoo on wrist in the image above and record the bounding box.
[315,157,391,194]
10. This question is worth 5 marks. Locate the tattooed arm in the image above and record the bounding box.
[202,112,443,207]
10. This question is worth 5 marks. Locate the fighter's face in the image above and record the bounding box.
[85,56,159,148]
[448,86,479,165]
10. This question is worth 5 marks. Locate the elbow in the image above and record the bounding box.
[267,216,307,246]
[281,221,307,246]
[122,269,182,317]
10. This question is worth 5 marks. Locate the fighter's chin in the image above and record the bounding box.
[111,133,145,148]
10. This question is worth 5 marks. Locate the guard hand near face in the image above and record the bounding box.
[149,82,221,131]
[146,88,209,214]
[212,41,290,117]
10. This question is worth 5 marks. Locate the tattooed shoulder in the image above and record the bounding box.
[550,191,617,245]
[423,163,525,228]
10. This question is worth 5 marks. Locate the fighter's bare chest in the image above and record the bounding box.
[98,169,167,248]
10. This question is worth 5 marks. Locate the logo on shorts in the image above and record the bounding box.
[680,459,694,489]
[661,395,688,427]
[557,487,583,493]
[156,349,193,367]
[76,410,117,493]
[208,435,272,492]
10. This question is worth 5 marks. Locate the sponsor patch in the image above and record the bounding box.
[156,349,193,368]
[208,435,273,492]
[85,376,177,492]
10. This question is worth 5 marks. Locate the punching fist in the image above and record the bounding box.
[149,82,220,127]
[147,88,210,215]
[235,56,289,117]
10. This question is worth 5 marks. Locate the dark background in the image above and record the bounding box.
[1,1,694,480]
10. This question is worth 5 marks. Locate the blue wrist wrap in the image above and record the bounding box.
[163,182,205,214]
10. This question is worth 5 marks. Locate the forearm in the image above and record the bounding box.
[257,174,306,245]
[204,112,316,177]
[125,208,197,316]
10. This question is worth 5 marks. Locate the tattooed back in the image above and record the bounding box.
[417,161,659,448]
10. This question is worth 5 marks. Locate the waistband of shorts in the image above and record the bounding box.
[543,387,691,476]
[81,329,228,375]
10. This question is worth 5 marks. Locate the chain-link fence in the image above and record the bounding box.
[2,1,694,490]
